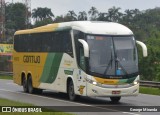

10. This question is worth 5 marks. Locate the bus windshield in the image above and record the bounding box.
[86,35,138,77]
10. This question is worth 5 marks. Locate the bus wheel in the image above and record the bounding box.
[68,80,78,101]
[22,77,28,93]
[110,96,121,103]
[27,76,35,94]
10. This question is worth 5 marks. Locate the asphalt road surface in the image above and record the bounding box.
[0,79,159,115]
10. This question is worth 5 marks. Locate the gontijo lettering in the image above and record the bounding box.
[23,55,40,63]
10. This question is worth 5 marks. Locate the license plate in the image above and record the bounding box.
[112,91,121,94]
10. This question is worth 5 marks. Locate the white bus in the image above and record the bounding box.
[13,21,147,103]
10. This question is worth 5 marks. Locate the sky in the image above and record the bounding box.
[5,0,160,16]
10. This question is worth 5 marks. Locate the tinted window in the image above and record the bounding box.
[73,30,86,70]
[14,30,73,57]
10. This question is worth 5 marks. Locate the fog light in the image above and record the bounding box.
[93,81,97,85]
[134,81,138,85]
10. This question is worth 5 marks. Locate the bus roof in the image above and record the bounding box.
[15,21,133,35]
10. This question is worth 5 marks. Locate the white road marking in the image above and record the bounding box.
[123,112,140,115]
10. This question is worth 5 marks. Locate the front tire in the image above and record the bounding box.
[110,96,121,103]
[68,80,79,101]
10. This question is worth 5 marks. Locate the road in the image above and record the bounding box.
[0,79,159,115]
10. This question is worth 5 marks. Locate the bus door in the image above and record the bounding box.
[76,46,87,95]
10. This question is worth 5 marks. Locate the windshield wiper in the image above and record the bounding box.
[103,55,128,76]
[113,38,128,76]
[115,58,128,75]
[103,52,113,75]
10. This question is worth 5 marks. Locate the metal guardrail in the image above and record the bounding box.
[0,71,13,76]
[140,80,160,88]
[0,72,160,88]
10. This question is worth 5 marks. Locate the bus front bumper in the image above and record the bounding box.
[86,83,139,97]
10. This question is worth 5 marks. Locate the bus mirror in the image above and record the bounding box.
[136,40,147,57]
[78,39,89,57]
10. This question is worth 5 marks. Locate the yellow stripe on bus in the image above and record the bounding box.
[94,77,119,85]
[15,23,59,35]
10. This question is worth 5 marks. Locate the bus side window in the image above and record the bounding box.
[65,31,73,57]
[79,45,86,71]
[73,30,86,71]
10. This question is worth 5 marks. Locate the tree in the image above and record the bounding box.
[32,7,54,22]
[5,3,26,30]
[34,18,53,27]
[107,6,122,22]
[78,11,87,20]
[88,6,99,21]
[97,12,107,21]
[66,10,77,21]
[54,15,65,23]
[4,2,30,43]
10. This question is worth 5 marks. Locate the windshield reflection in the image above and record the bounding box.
[86,35,138,77]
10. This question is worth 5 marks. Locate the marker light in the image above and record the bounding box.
[92,81,97,85]
[134,81,138,85]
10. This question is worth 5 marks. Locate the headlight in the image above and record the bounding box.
[86,78,96,84]
[92,81,97,85]
[133,81,138,85]
[85,78,102,86]
[132,75,140,85]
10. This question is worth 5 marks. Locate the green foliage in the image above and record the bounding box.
[6,3,26,30]
[34,18,53,27]
[0,75,13,80]
[32,7,54,22]
[138,31,160,81]
[88,6,99,21]
[0,98,33,106]
[140,87,160,96]
[78,11,87,20]
[5,3,28,43]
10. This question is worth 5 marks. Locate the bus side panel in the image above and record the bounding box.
[38,53,75,92]
[36,53,63,90]
[39,53,63,83]
[13,51,49,88]
[73,69,87,96]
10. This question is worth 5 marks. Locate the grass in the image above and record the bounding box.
[140,86,160,96]
[0,75,13,80]
[0,98,73,115]
[0,98,33,106]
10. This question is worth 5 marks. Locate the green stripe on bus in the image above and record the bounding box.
[40,53,63,83]
[126,76,136,83]
[118,76,136,84]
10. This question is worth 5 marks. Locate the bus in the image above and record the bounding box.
[13,21,147,103]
